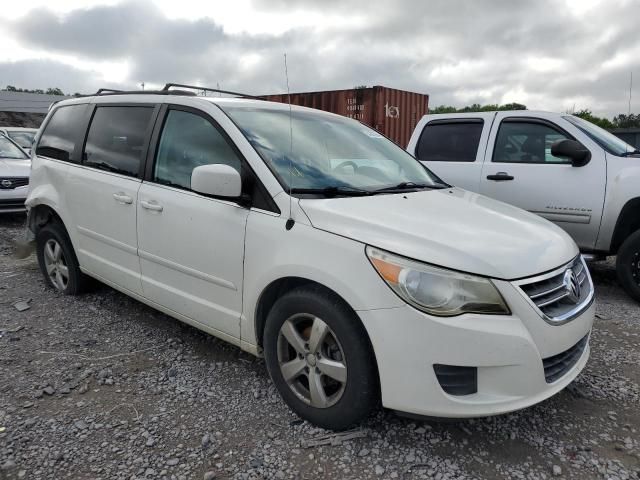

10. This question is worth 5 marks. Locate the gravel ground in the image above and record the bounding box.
[0,214,639,480]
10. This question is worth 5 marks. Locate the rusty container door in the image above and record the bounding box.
[371,86,429,147]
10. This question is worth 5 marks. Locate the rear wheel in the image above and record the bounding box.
[263,286,379,430]
[616,229,640,302]
[36,222,90,295]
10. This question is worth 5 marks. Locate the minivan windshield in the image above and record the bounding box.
[0,135,28,159]
[7,131,35,149]
[564,116,636,156]
[221,105,444,193]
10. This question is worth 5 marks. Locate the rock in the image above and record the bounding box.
[17,470,26,478]
[166,458,179,466]
[146,437,156,447]
[201,434,211,448]
[375,465,385,475]
[42,386,56,396]
[74,420,88,430]
[358,448,370,457]
[1,460,16,470]
[552,465,562,476]
[203,472,217,480]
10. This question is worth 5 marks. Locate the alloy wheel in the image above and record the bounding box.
[43,239,69,291]
[276,314,347,408]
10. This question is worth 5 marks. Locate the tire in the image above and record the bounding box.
[263,286,379,430]
[616,229,640,302]
[36,222,90,295]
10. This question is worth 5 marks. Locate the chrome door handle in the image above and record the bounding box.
[140,200,163,212]
[112,192,133,204]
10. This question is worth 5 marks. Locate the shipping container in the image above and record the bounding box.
[260,86,429,147]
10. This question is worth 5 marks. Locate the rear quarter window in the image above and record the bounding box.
[416,121,483,162]
[36,104,88,162]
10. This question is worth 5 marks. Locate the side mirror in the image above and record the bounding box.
[191,164,241,198]
[551,139,591,167]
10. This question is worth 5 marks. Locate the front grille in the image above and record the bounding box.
[542,334,589,383]
[433,364,477,396]
[517,257,593,323]
[0,198,24,210]
[0,177,29,189]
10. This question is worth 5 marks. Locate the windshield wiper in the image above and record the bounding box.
[373,181,443,193]
[621,150,640,157]
[290,186,374,197]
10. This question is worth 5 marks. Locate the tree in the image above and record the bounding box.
[612,113,640,129]
[45,87,65,96]
[430,103,527,114]
[2,85,65,95]
[573,109,614,129]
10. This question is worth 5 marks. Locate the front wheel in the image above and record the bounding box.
[263,286,379,430]
[616,229,640,302]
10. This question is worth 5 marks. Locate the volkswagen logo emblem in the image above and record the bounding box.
[1,179,12,188]
[563,269,581,304]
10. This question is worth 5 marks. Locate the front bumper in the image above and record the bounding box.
[358,280,594,418]
[0,186,28,213]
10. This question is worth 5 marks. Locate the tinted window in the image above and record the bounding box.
[416,122,483,162]
[37,104,87,162]
[493,121,571,164]
[83,106,154,177]
[154,110,242,190]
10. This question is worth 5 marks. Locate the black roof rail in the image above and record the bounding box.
[162,83,260,99]
[95,88,124,94]
[91,88,197,97]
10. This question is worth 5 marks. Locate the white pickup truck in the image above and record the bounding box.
[407,110,640,301]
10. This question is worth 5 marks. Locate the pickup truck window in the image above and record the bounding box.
[416,121,483,162]
[493,121,571,164]
[564,115,636,156]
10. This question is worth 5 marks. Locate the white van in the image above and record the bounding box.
[25,86,594,429]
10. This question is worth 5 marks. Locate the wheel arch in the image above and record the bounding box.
[254,277,375,354]
[610,197,640,254]
[28,203,68,236]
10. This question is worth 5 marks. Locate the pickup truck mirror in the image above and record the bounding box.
[551,139,591,167]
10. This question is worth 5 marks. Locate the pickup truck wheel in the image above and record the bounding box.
[263,286,379,430]
[36,222,90,295]
[616,229,640,302]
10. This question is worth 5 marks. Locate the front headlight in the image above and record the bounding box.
[366,246,509,317]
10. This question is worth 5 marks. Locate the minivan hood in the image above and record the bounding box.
[299,187,578,280]
[0,158,31,177]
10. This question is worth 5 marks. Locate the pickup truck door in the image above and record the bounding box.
[479,113,606,250]
[409,112,496,191]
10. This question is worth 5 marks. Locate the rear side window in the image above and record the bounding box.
[83,106,154,178]
[37,104,87,162]
[416,121,483,162]
[154,109,242,189]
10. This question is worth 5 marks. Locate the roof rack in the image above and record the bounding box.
[162,83,259,99]
[90,83,259,99]
[92,88,197,97]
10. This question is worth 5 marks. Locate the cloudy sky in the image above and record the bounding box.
[0,0,638,117]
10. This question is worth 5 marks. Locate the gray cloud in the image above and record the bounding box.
[2,0,639,117]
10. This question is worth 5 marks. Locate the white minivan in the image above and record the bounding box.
[25,86,594,429]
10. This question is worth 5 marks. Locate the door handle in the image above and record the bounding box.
[112,192,133,204]
[140,200,164,212]
[486,172,514,181]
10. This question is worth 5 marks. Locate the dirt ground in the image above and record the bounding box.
[0,213,639,480]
